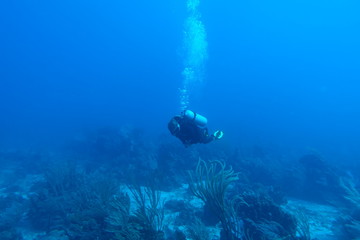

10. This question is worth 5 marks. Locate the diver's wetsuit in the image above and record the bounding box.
[170,116,214,147]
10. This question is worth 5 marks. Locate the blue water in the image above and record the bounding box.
[1,0,360,161]
[1,1,360,239]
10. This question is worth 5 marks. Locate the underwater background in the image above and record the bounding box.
[1,0,360,239]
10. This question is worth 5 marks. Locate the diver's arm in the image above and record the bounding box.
[203,135,215,144]
[200,128,215,144]
[201,129,223,144]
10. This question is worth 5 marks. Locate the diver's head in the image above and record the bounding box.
[168,118,180,135]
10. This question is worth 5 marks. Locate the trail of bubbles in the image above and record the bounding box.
[180,0,208,111]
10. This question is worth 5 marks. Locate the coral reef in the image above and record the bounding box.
[0,126,359,239]
[189,159,241,240]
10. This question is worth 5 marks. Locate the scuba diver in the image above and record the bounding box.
[168,110,223,147]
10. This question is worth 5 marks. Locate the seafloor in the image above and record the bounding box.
[0,127,359,240]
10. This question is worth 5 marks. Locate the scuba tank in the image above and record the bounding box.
[183,110,207,128]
